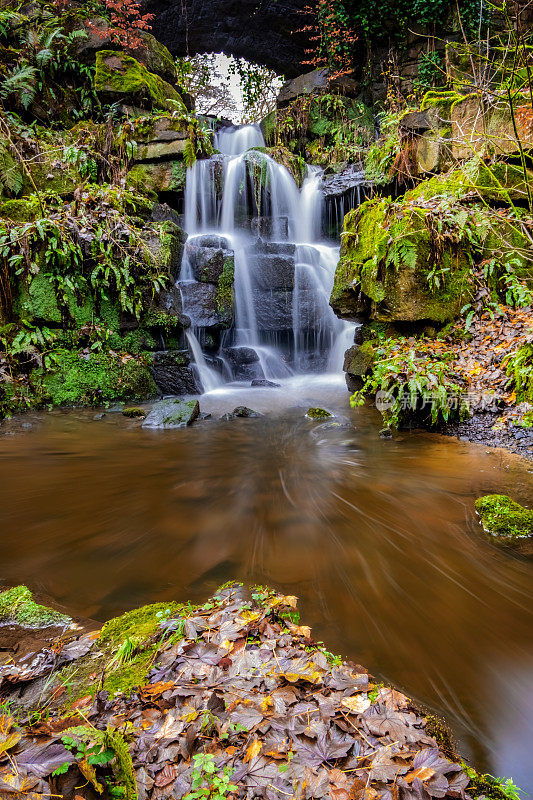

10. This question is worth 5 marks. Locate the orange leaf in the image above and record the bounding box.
[245,739,262,762]
[404,767,435,783]
[140,681,174,698]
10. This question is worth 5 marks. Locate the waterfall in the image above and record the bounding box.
[177,124,359,392]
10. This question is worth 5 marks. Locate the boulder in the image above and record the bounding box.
[142,398,200,428]
[475,494,533,556]
[254,240,296,255]
[251,379,280,387]
[343,343,376,391]
[222,346,263,381]
[136,139,187,161]
[277,68,358,108]
[306,407,333,419]
[95,50,182,111]
[151,350,201,395]
[330,197,473,324]
[220,406,263,420]
[451,93,533,160]
[186,242,235,284]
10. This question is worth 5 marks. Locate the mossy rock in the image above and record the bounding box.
[122,406,147,418]
[0,197,41,222]
[37,351,158,407]
[331,197,472,324]
[475,494,533,552]
[215,256,235,318]
[0,585,71,629]
[247,146,306,189]
[126,160,187,197]
[141,220,187,279]
[95,50,182,111]
[306,407,333,419]
[343,342,376,377]
[260,109,277,146]
[405,159,533,205]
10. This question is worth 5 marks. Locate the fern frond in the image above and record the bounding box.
[0,63,37,107]
[184,137,196,169]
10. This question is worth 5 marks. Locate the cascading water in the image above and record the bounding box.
[178,124,356,391]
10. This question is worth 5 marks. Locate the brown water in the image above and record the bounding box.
[0,376,532,790]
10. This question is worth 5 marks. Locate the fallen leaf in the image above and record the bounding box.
[341,695,371,714]
[154,763,176,788]
[245,739,262,762]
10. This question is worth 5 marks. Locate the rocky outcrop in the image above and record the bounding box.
[94,51,182,111]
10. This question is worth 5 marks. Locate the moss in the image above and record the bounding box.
[306,407,333,419]
[103,648,157,695]
[420,90,462,119]
[103,730,138,800]
[18,273,62,323]
[425,714,457,761]
[122,406,147,418]
[170,160,187,191]
[261,109,277,146]
[344,342,376,377]
[0,197,41,222]
[475,494,533,539]
[0,585,71,629]
[95,50,182,111]
[99,602,181,648]
[248,146,306,188]
[215,257,235,318]
[405,159,533,205]
[38,351,157,407]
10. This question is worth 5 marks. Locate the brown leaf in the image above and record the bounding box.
[154,763,176,788]
[140,681,175,699]
[404,767,436,783]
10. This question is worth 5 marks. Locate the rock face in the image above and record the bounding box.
[151,350,201,395]
[94,51,182,111]
[146,0,309,78]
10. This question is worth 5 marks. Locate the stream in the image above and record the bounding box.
[0,381,532,790]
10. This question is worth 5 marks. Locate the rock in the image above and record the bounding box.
[179,282,233,328]
[330,197,474,324]
[136,139,187,161]
[93,413,106,420]
[451,93,533,160]
[186,242,235,284]
[475,494,533,556]
[400,110,431,131]
[220,406,263,420]
[254,240,296,256]
[122,407,147,418]
[254,253,295,290]
[379,427,393,439]
[140,220,187,280]
[251,379,280,387]
[151,350,201,395]
[0,585,71,629]
[277,68,357,107]
[94,50,182,111]
[251,216,289,238]
[222,346,263,381]
[142,398,200,428]
[343,343,376,392]
[322,165,370,200]
[151,203,182,227]
[246,146,306,188]
[306,407,333,419]
[127,161,187,197]
[190,234,231,249]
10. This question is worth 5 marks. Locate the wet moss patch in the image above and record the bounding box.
[0,585,71,629]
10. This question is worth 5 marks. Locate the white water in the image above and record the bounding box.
[178,124,356,390]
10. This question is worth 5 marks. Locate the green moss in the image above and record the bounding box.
[122,406,147,418]
[18,273,62,323]
[99,602,181,648]
[95,50,182,111]
[344,342,376,377]
[170,160,187,191]
[103,648,157,695]
[425,714,457,761]
[38,351,157,407]
[0,585,71,629]
[405,159,533,205]
[248,146,306,188]
[475,494,533,539]
[103,729,138,800]
[306,407,333,419]
[0,197,41,222]
[215,257,235,318]
[421,90,462,118]
[261,110,277,146]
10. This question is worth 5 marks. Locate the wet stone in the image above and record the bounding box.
[220,406,263,420]
[251,379,280,387]
[222,346,263,381]
[142,398,200,428]
[151,350,201,396]
[254,253,295,290]
[250,216,289,238]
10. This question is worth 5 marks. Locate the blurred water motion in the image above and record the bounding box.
[0,377,532,789]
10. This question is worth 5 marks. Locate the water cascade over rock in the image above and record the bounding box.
[178,125,356,391]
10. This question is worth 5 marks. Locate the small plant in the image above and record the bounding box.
[185,753,237,800]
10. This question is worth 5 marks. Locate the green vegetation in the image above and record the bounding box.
[306,407,333,419]
[0,584,71,628]
[475,494,533,539]
[186,754,237,800]
[350,337,468,429]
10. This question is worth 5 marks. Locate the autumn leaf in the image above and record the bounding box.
[140,681,175,698]
[245,739,262,762]
[341,695,371,714]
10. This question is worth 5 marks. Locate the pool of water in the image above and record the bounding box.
[1,376,532,790]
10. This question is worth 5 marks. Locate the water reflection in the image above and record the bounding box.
[0,379,532,788]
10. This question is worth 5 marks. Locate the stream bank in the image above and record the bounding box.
[0,582,516,800]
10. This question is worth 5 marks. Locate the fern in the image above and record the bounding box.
[0,142,23,196]
[0,63,37,109]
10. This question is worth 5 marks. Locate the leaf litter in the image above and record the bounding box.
[0,584,473,800]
